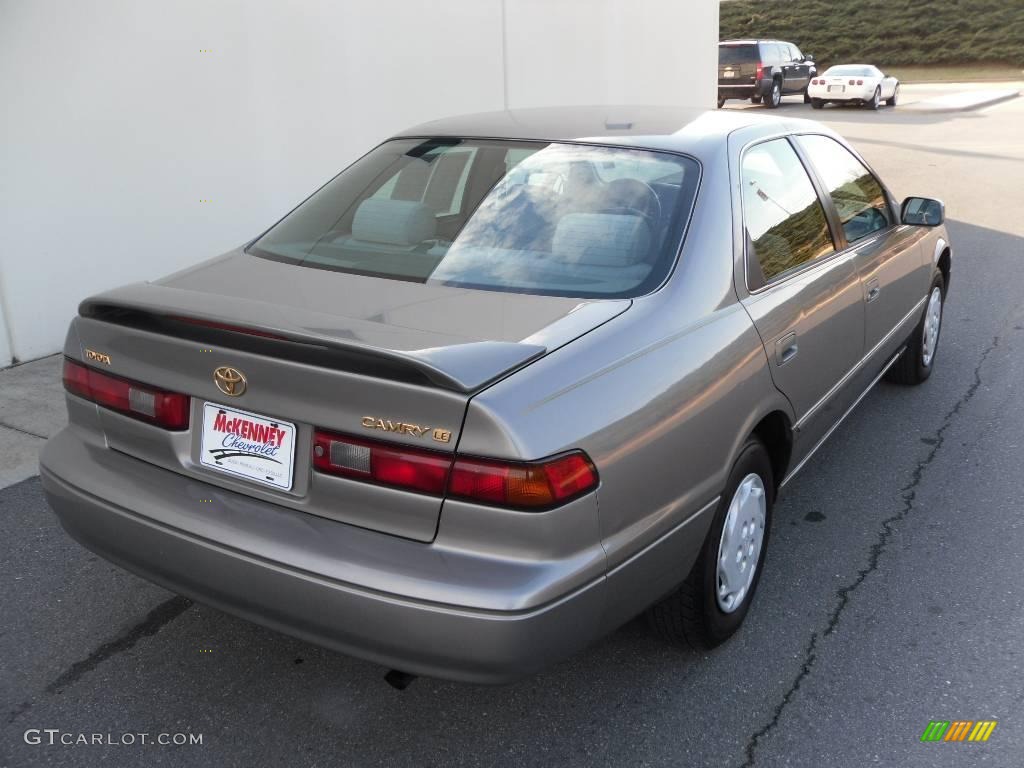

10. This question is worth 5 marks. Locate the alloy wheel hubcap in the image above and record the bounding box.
[922,286,942,366]
[716,473,767,613]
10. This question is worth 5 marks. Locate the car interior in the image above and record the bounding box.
[252,140,698,298]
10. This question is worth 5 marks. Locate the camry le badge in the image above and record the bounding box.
[214,366,247,397]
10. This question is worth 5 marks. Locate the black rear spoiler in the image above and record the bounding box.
[79,287,546,393]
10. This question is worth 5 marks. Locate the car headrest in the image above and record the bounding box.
[552,213,651,267]
[351,198,436,246]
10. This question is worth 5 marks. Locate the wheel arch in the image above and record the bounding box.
[750,410,793,498]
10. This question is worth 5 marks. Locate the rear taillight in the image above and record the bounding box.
[312,429,598,509]
[63,358,190,430]
[849,79,856,85]
[313,430,451,495]
[448,452,598,509]
[856,79,864,85]
[755,62,764,80]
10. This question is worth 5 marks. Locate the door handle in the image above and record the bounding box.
[865,277,881,303]
[775,332,798,365]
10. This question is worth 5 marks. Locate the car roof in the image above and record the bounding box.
[393,105,826,158]
[719,39,789,45]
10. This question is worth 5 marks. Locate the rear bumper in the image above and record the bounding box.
[40,427,608,684]
[718,81,768,100]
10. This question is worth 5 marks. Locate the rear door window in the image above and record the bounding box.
[741,139,835,285]
[797,135,893,244]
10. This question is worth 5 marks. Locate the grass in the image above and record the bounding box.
[720,0,1024,71]
[884,65,1024,83]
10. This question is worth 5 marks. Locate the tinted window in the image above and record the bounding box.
[249,139,699,299]
[798,135,893,244]
[742,139,835,284]
[719,44,758,65]
[790,44,803,61]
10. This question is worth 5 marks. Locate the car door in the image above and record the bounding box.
[787,45,810,92]
[776,44,796,93]
[796,134,931,368]
[737,137,865,452]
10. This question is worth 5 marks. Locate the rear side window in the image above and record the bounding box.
[797,135,893,244]
[719,45,758,65]
[249,139,699,299]
[741,139,835,285]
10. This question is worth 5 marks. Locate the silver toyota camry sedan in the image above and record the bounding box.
[41,106,951,684]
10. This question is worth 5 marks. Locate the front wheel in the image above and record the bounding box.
[765,79,782,109]
[717,97,726,109]
[886,273,945,385]
[811,98,825,109]
[803,88,811,104]
[646,437,774,649]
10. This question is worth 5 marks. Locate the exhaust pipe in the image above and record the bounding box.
[384,669,417,690]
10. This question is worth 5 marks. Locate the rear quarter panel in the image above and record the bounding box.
[455,155,793,624]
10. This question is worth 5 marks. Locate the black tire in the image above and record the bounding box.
[647,436,774,649]
[811,98,825,109]
[717,98,726,109]
[886,272,945,385]
[803,88,811,104]
[750,95,763,105]
[764,78,782,109]
[867,87,881,110]
[886,85,899,107]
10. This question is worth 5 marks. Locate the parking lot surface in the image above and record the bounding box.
[2,89,1023,767]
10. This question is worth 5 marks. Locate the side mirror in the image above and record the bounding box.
[901,197,945,226]
[803,54,815,62]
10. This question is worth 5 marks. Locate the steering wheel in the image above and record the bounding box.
[596,178,662,232]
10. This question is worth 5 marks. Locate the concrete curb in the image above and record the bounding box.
[902,88,1020,113]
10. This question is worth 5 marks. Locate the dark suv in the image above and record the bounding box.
[718,39,816,109]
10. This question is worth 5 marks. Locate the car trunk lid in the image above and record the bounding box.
[69,249,628,541]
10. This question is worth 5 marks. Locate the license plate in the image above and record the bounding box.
[200,402,296,490]
[828,85,844,93]
[723,70,736,78]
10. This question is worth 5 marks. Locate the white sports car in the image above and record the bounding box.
[808,65,899,110]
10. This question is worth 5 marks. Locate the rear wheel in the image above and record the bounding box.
[765,78,782,109]
[886,273,945,385]
[803,88,811,104]
[886,84,899,107]
[647,437,774,649]
[717,97,726,109]
[811,98,825,109]
[867,87,881,110]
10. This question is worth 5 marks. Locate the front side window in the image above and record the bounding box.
[741,139,835,285]
[798,134,893,244]
[249,139,699,299]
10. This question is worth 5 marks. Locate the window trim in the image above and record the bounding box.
[739,135,842,293]
[741,131,903,295]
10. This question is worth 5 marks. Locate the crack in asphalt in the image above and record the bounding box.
[0,420,47,440]
[6,595,192,724]
[740,336,1000,768]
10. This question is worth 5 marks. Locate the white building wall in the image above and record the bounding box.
[0,0,718,367]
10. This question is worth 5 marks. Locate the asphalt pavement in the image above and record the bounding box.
[2,87,1023,768]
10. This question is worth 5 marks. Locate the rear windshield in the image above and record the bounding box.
[248,139,699,299]
[824,66,875,77]
[719,44,758,65]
